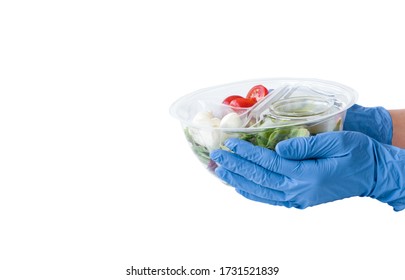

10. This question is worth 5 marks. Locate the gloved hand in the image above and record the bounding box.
[210,131,405,211]
[344,104,393,144]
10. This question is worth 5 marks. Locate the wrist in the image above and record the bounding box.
[389,109,405,148]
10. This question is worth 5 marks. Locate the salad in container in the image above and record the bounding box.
[170,78,358,172]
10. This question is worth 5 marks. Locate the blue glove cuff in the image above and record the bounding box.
[344,105,393,145]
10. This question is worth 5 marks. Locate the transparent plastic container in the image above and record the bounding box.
[170,78,358,172]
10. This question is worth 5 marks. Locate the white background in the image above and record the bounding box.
[1,0,404,279]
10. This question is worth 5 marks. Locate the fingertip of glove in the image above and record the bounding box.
[223,137,241,150]
[275,138,294,156]
[276,136,309,159]
[214,165,225,177]
[214,166,231,185]
[209,149,222,161]
[210,148,233,164]
[275,140,287,154]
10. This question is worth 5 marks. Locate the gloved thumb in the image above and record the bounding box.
[275,131,349,160]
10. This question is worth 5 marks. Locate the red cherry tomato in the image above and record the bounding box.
[229,97,256,108]
[222,95,244,105]
[246,85,269,102]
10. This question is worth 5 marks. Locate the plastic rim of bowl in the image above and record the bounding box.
[169,77,358,130]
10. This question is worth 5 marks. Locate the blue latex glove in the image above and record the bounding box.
[210,131,405,211]
[344,104,393,144]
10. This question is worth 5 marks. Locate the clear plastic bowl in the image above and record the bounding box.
[170,78,358,172]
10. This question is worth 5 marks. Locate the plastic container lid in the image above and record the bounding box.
[170,78,358,130]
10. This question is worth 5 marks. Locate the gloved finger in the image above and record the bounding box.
[275,131,353,160]
[221,138,300,177]
[215,166,288,201]
[236,189,293,208]
[211,149,288,190]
